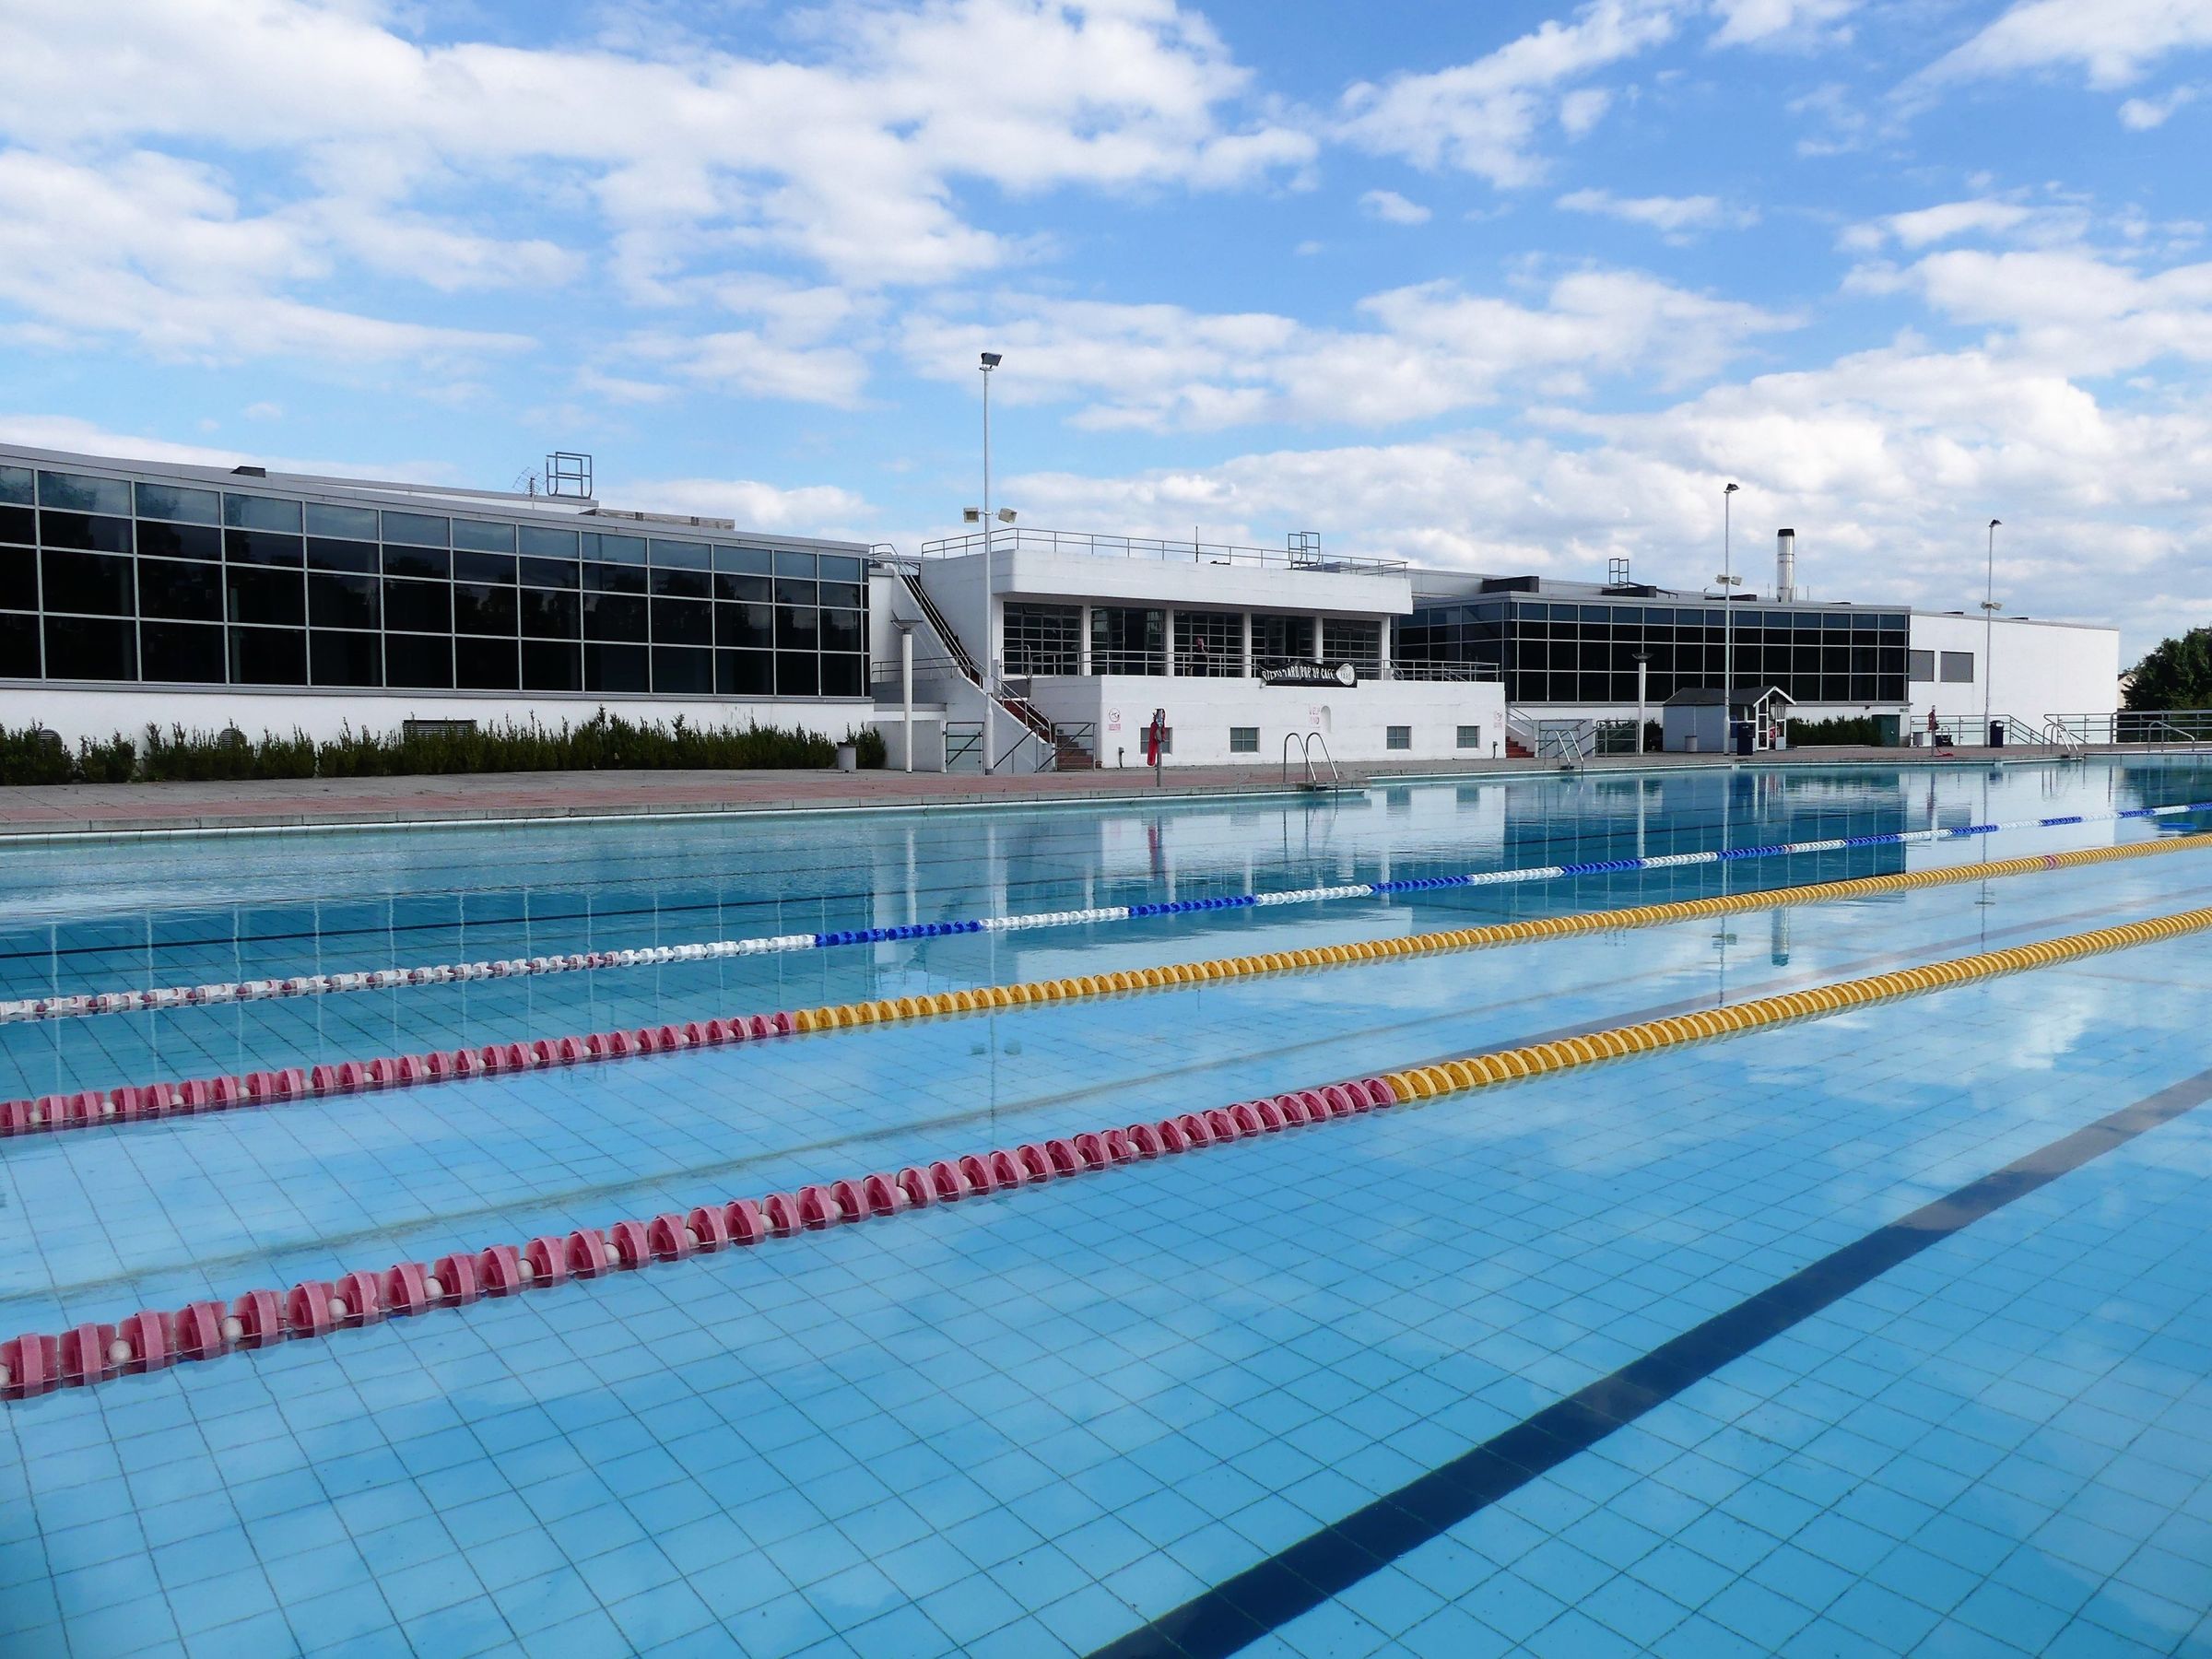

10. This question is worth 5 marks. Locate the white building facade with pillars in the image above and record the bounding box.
[872,528,1506,771]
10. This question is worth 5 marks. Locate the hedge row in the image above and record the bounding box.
[0,712,887,785]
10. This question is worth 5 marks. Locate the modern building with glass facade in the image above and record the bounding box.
[1402,567,2118,736]
[0,443,873,744]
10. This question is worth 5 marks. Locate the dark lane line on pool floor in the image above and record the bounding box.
[1085,1064,2212,1659]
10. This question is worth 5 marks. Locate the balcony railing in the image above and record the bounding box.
[916,526,1406,574]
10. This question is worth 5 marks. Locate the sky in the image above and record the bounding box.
[3,0,2210,661]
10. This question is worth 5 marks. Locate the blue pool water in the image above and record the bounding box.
[4,759,2212,1657]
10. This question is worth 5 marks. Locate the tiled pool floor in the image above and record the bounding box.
[5,765,2212,1657]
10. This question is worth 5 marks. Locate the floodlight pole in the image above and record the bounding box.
[1722,482,1740,750]
[1983,519,2001,744]
[981,355,998,774]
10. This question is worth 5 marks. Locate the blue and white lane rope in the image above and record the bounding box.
[6,802,2208,1026]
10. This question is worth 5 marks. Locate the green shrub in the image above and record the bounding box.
[850,726,888,769]
[1787,715,1890,747]
[0,712,872,785]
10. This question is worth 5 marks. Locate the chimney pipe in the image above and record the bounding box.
[1775,527,1796,603]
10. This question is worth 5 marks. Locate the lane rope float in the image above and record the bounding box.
[7,802,2209,1027]
[5,830,2207,1144]
[10,899,2212,1402]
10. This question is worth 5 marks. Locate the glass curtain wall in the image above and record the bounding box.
[1089,606,1164,675]
[0,461,869,699]
[1400,596,1909,704]
[1174,609,1240,677]
[1003,603,1083,675]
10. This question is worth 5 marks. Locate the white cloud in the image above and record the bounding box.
[1557,187,1754,236]
[626,476,876,538]
[1924,0,2212,90]
[1857,246,2212,375]
[1338,0,1677,185]
[0,149,535,363]
[2120,85,2200,126]
[1002,340,2212,655]
[0,0,1313,293]
[242,401,284,421]
[1359,189,1432,225]
[1709,0,1859,48]
[0,413,463,481]
[904,268,1796,430]
[1840,198,2044,253]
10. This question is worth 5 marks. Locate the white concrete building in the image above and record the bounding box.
[871,528,1506,771]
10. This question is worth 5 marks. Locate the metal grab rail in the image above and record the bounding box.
[944,722,982,772]
[2048,710,2212,747]
[918,525,1406,574]
[1280,731,1343,788]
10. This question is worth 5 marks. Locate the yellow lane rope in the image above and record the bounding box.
[791,832,2212,1032]
[1372,904,2212,1101]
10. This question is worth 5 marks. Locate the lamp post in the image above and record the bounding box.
[1634,650,1652,754]
[1982,518,2001,745]
[980,351,1002,773]
[1719,482,1740,751]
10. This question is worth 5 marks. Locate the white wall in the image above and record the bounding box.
[4,684,872,747]
[1022,674,1506,767]
[1907,613,2120,727]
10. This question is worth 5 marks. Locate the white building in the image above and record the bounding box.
[872,527,1506,771]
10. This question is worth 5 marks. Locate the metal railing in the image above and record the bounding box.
[2048,711,2212,748]
[945,722,982,772]
[917,526,1406,574]
[1282,732,1344,788]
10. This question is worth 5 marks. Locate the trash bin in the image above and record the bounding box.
[1734,721,1754,757]
[836,742,857,772]
[1987,722,2005,748]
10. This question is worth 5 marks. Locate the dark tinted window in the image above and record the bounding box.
[0,465,33,506]
[385,632,453,688]
[454,550,516,585]
[456,635,519,689]
[226,565,304,627]
[582,532,646,566]
[0,612,35,673]
[225,528,303,567]
[717,601,771,651]
[519,557,578,589]
[775,577,818,606]
[44,615,136,680]
[137,521,221,561]
[311,630,382,687]
[818,554,865,582]
[454,582,517,634]
[453,519,515,554]
[774,550,815,580]
[776,652,819,696]
[41,550,134,615]
[229,626,307,686]
[775,605,819,651]
[40,511,132,555]
[224,492,301,533]
[383,579,450,632]
[583,641,649,692]
[309,571,379,629]
[139,559,225,621]
[40,471,132,515]
[518,525,579,559]
[584,560,646,594]
[713,544,772,575]
[382,545,449,580]
[520,588,580,638]
[0,548,34,610]
[306,537,379,572]
[714,571,771,603]
[717,650,773,696]
[382,511,449,547]
[140,622,226,683]
[652,645,713,694]
[650,538,711,570]
[650,566,711,599]
[522,640,581,690]
[135,482,220,524]
[582,593,647,641]
[820,608,864,654]
[819,581,865,609]
[821,654,865,698]
[305,501,379,540]
[0,505,32,546]
[652,597,712,645]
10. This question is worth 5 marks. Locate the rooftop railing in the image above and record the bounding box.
[915,526,1406,575]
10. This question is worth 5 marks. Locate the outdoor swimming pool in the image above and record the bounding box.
[3,758,2211,1658]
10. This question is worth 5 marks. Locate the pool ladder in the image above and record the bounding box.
[1283,732,1359,793]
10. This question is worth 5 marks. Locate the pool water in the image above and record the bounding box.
[4,759,2211,1658]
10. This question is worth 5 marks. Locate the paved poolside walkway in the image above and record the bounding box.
[0,744,2091,837]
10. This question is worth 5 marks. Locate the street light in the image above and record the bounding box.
[1718,482,1741,751]
[979,352,1001,773]
[1983,518,2002,744]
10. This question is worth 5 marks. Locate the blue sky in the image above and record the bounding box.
[3,0,2209,656]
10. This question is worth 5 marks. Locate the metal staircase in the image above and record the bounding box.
[887,561,1096,771]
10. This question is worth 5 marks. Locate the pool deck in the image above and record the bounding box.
[0,744,2119,837]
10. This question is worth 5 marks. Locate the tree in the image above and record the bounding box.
[2125,627,2212,711]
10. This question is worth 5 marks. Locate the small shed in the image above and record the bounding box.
[1663,686,1794,754]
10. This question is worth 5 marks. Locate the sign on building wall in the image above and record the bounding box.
[1261,662,1359,688]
